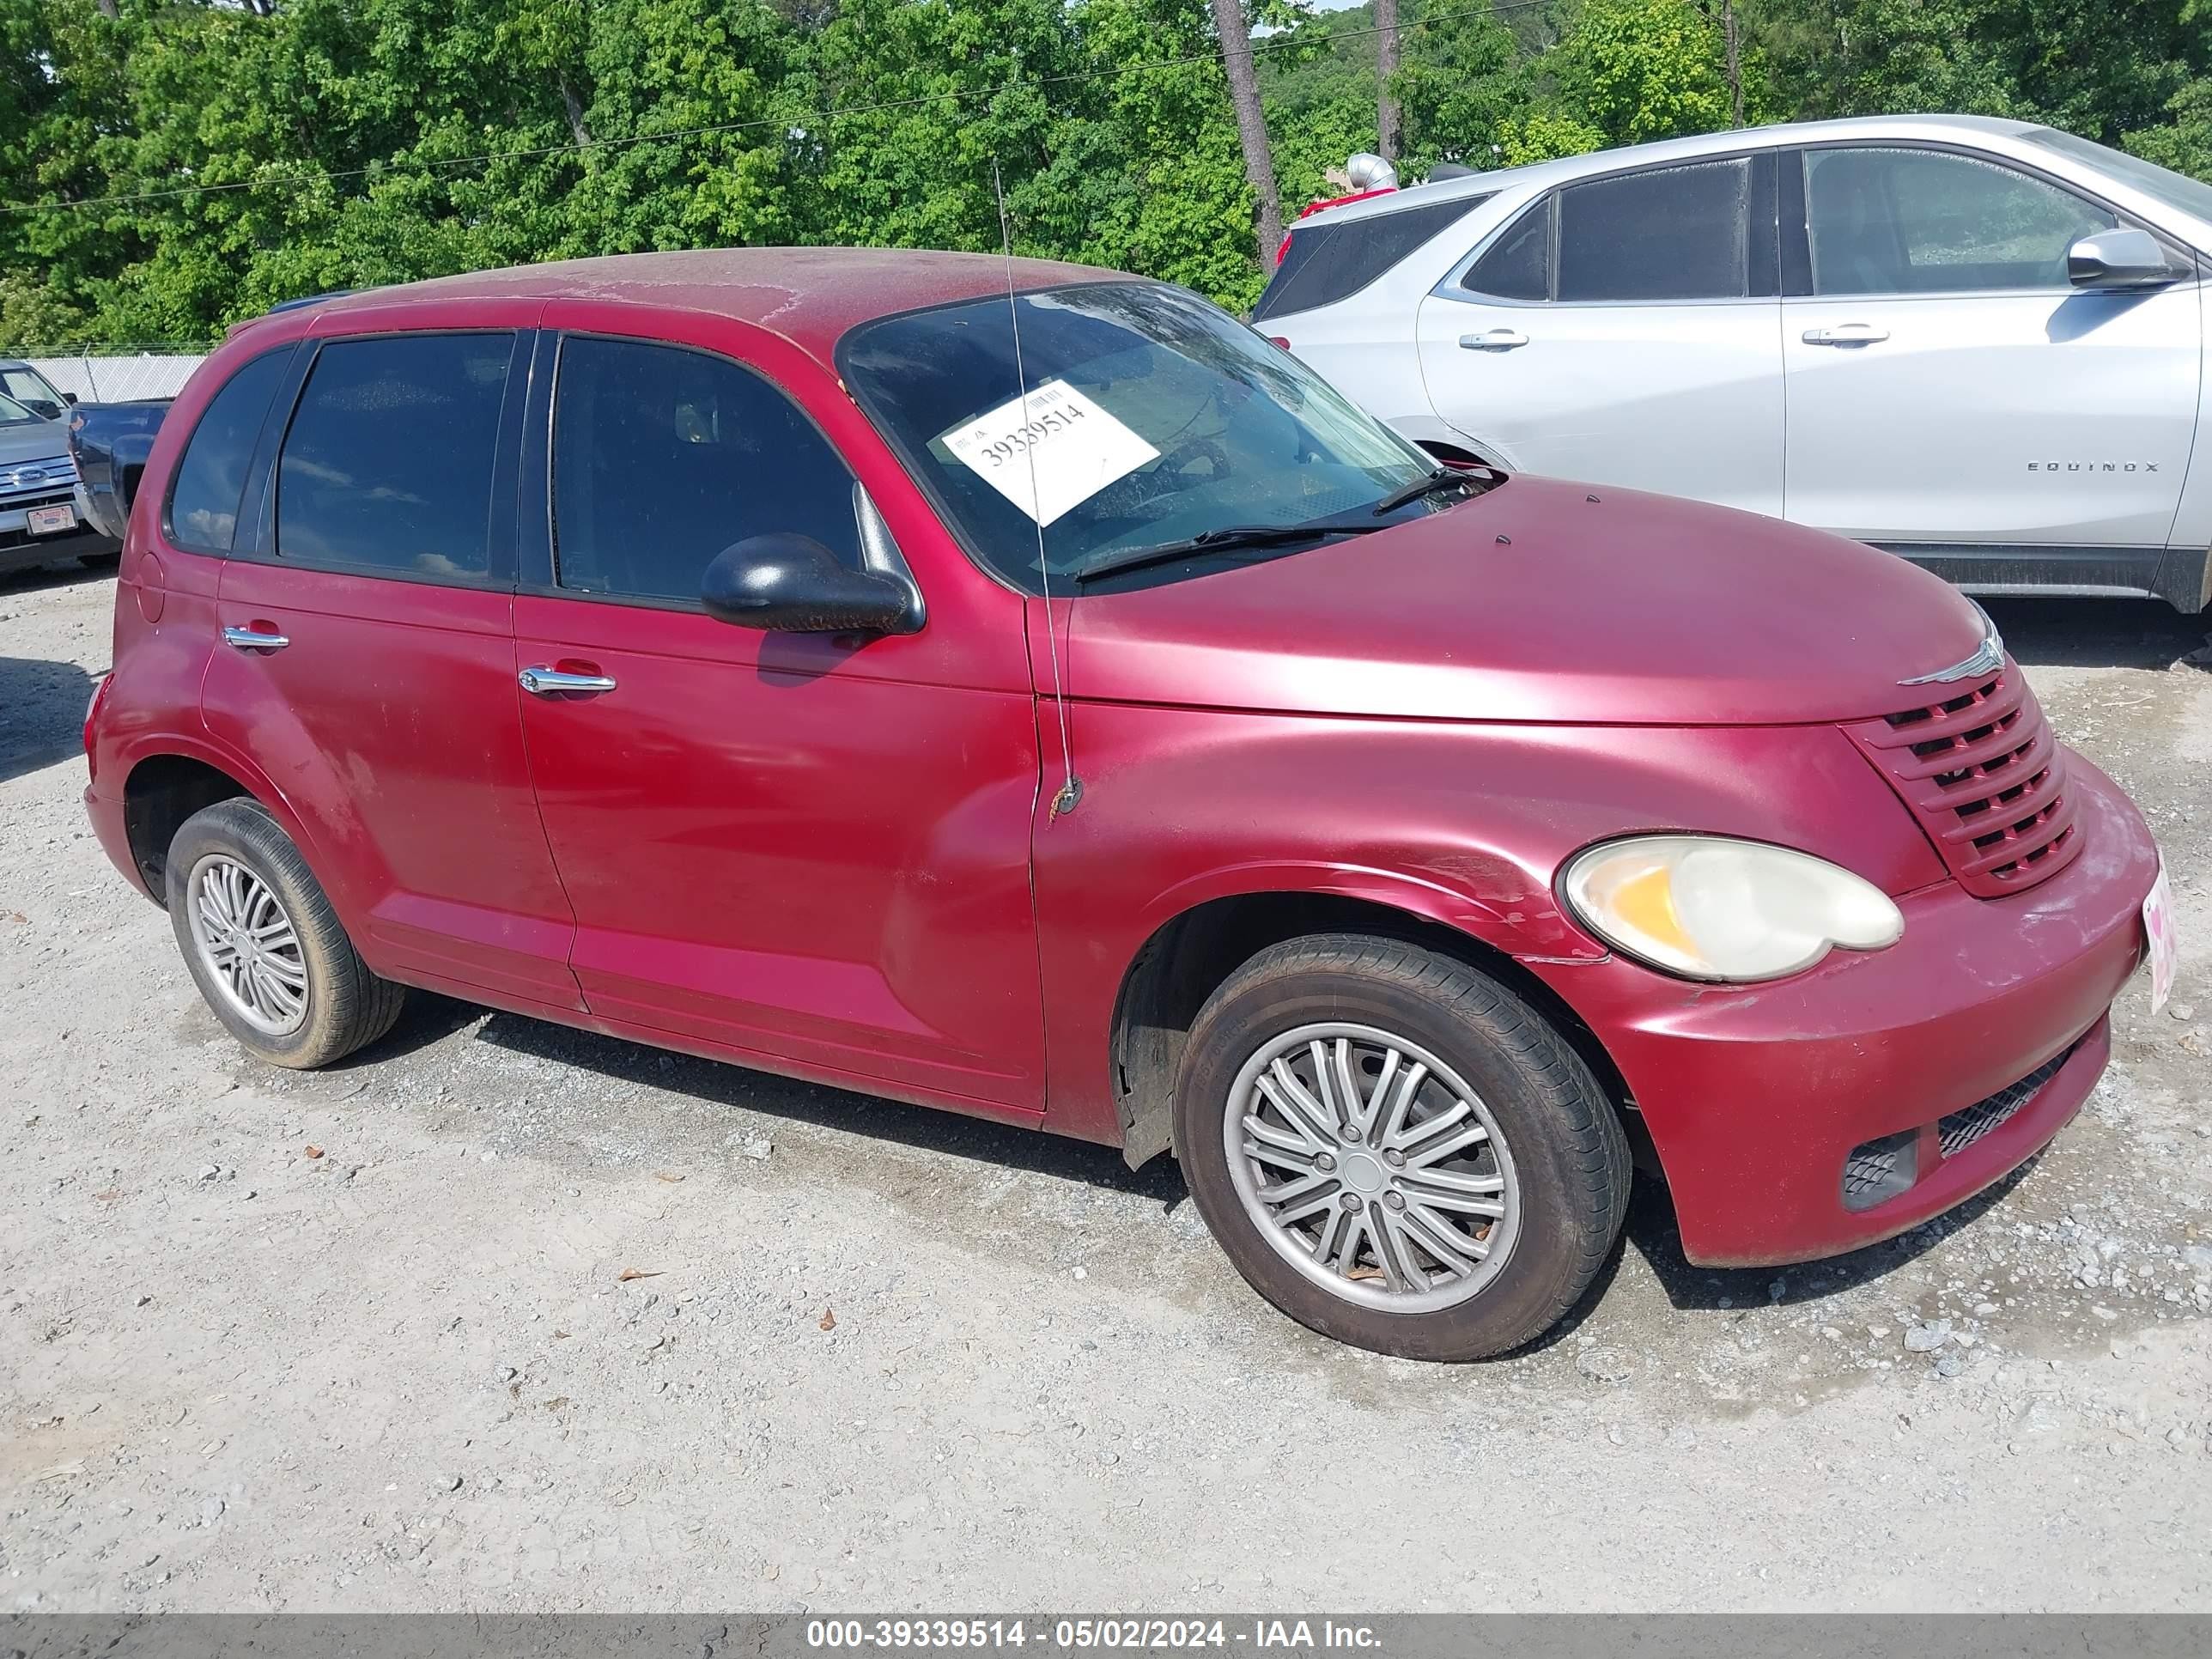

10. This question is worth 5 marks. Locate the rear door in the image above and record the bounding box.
[1782,143,2201,549]
[1415,154,1786,514]
[201,322,585,1009]
[511,316,1047,1112]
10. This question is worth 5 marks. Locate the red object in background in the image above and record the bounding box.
[1275,185,1401,264]
[85,247,2159,1277]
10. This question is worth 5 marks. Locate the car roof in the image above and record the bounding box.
[1316,113,2049,226]
[303,246,1134,361]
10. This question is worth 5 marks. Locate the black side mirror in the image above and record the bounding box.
[701,532,916,635]
[2067,228,2177,290]
[62,392,78,406]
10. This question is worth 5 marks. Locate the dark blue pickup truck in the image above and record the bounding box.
[65,397,170,550]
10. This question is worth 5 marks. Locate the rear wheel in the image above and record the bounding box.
[1173,934,1630,1360]
[166,798,404,1067]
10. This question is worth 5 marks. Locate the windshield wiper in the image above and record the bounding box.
[1368,465,1491,517]
[1068,520,1379,585]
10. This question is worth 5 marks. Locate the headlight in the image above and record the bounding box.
[1560,835,1904,983]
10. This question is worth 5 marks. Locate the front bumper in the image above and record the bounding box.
[1532,754,2159,1267]
[0,489,116,574]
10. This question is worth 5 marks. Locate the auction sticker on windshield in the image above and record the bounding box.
[939,379,1158,525]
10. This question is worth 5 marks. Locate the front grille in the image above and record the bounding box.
[1844,665,2080,898]
[2,488,73,514]
[1936,1046,2072,1158]
[0,454,79,507]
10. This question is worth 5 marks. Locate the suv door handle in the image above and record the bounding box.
[222,624,289,652]
[1459,329,1529,351]
[519,665,617,696]
[1801,325,1890,347]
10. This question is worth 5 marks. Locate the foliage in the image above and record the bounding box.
[3,0,2211,351]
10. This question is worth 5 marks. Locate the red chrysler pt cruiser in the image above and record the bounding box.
[83,249,2173,1359]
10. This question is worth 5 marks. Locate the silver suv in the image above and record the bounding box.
[1259,115,2212,612]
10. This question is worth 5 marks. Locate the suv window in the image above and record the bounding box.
[1804,147,2115,295]
[167,349,292,554]
[275,332,513,579]
[551,337,862,604]
[1252,195,1490,321]
[1461,196,1553,301]
[1557,159,1753,302]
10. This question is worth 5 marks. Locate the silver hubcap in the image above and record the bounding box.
[186,854,308,1036]
[1224,1022,1519,1314]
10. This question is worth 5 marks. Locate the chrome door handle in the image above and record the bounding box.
[1801,325,1890,347]
[222,625,289,652]
[518,665,617,696]
[1459,329,1529,351]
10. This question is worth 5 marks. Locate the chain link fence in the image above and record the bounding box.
[15,352,210,402]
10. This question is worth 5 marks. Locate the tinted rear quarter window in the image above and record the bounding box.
[1461,196,1553,301]
[276,332,513,579]
[167,349,293,554]
[551,336,861,605]
[1557,159,1752,301]
[1252,195,1488,321]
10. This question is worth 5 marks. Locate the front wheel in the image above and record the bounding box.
[166,798,404,1068]
[1173,935,1630,1361]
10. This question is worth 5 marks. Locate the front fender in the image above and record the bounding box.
[1032,702,1942,1147]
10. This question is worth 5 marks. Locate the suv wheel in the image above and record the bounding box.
[166,799,404,1068]
[1173,934,1630,1361]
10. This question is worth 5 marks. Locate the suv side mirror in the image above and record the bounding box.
[62,391,77,406]
[2068,228,2178,290]
[701,533,916,635]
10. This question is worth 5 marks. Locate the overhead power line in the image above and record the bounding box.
[3,2,1553,216]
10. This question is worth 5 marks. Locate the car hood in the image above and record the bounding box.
[1066,477,1990,726]
[0,415,70,465]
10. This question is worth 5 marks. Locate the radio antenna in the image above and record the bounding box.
[995,159,1082,819]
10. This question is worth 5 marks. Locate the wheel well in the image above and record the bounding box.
[123,756,252,902]
[1109,893,1631,1169]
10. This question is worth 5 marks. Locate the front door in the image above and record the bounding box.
[1783,143,2202,548]
[512,325,1047,1112]
[200,325,585,1010]
[1416,154,1785,515]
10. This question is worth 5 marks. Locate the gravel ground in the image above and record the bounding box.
[3,564,2209,1613]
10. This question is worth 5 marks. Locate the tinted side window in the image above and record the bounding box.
[1805,148,2114,295]
[1557,160,1751,302]
[166,349,292,554]
[551,337,861,604]
[1461,196,1552,301]
[1251,196,1490,321]
[276,333,513,579]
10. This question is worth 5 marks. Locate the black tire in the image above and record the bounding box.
[165,797,404,1068]
[1173,934,1630,1361]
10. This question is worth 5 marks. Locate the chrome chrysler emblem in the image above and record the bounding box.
[1900,609,2005,686]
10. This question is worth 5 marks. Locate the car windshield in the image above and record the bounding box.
[2023,126,2212,228]
[0,391,42,426]
[1,366,64,410]
[838,281,1447,592]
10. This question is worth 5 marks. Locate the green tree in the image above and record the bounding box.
[1553,0,1734,146]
